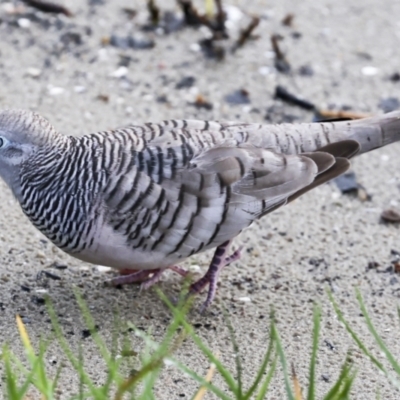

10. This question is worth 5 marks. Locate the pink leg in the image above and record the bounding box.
[107,265,190,288]
[169,265,190,277]
[140,269,166,291]
[107,269,157,286]
[190,242,242,313]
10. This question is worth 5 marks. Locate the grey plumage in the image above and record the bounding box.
[0,109,399,308]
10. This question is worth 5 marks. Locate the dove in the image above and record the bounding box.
[0,109,399,310]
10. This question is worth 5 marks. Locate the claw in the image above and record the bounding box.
[189,241,242,312]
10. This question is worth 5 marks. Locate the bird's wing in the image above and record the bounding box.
[103,124,348,260]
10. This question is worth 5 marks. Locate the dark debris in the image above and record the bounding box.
[22,0,72,16]
[225,89,250,105]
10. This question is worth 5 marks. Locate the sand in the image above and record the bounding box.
[0,0,400,398]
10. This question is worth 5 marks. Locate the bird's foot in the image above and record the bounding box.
[189,242,242,313]
[107,265,190,289]
[106,269,158,286]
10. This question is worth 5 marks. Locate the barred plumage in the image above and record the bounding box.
[0,109,399,309]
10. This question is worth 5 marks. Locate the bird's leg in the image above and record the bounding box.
[189,241,242,312]
[169,265,190,277]
[139,269,166,291]
[107,269,157,286]
[107,265,190,288]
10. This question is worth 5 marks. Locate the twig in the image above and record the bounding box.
[271,34,291,73]
[177,0,205,26]
[214,0,226,35]
[21,0,72,16]
[147,0,160,25]
[282,13,294,27]
[316,109,370,120]
[232,15,259,51]
[193,352,219,400]
[291,363,303,400]
[274,85,315,111]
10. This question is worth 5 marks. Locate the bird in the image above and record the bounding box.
[0,108,399,311]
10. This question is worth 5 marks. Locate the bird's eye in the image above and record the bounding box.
[0,137,8,149]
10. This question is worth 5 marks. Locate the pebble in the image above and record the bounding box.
[236,297,252,302]
[258,66,272,75]
[36,250,46,259]
[361,66,379,76]
[26,67,42,78]
[381,208,400,223]
[17,18,31,29]
[189,43,201,52]
[74,86,86,93]
[225,89,251,105]
[110,66,128,78]
[47,86,65,96]
[97,266,112,273]
[378,97,399,113]
[176,76,196,89]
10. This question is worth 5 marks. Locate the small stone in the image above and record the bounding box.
[189,43,201,52]
[236,297,252,302]
[176,76,196,89]
[381,208,400,223]
[74,86,86,93]
[36,250,46,259]
[97,266,112,273]
[389,72,400,82]
[390,277,398,285]
[47,86,65,96]
[225,89,251,105]
[26,68,42,78]
[258,66,272,75]
[110,66,128,78]
[298,64,314,76]
[361,66,379,76]
[333,172,362,196]
[110,34,154,50]
[378,97,399,113]
[17,18,31,29]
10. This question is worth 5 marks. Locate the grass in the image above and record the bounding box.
[1,287,398,399]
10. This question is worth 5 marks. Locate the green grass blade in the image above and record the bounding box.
[307,305,321,400]
[244,320,275,400]
[3,348,20,400]
[46,297,100,396]
[356,290,400,375]
[223,309,243,399]
[271,319,295,400]
[255,355,278,400]
[323,358,352,400]
[327,290,386,372]
[166,358,231,400]
[160,291,239,394]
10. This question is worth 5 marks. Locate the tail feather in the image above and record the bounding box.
[344,110,400,155]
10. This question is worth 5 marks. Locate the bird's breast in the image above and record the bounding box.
[72,223,174,270]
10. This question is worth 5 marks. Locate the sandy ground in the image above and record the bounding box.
[1,0,400,398]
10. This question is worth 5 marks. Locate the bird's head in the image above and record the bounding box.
[0,109,64,197]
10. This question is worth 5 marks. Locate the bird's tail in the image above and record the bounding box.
[340,110,400,155]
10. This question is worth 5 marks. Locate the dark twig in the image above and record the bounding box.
[21,0,72,16]
[147,0,160,25]
[281,13,294,27]
[233,15,259,51]
[271,34,291,73]
[274,85,315,111]
[214,0,227,37]
[177,0,205,26]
